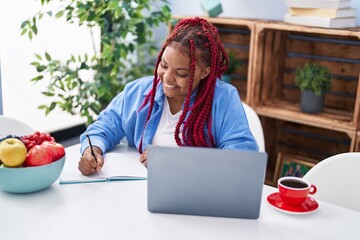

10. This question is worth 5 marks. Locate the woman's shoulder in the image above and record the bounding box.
[214,78,239,98]
[111,76,154,102]
[125,76,154,91]
[119,76,155,99]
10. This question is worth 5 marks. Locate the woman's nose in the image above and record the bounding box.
[162,70,174,82]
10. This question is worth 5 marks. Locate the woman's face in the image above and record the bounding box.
[157,45,210,103]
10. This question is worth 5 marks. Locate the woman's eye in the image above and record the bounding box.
[178,73,189,78]
[161,63,168,69]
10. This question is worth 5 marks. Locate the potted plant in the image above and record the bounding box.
[222,52,242,84]
[20,0,171,125]
[295,63,332,113]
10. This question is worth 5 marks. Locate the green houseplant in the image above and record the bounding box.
[20,0,171,124]
[295,63,332,113]
[222,52,242,84]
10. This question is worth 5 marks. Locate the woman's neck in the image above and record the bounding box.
[166,96,184,115]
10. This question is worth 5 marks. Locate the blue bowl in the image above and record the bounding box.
[0,156,65,193]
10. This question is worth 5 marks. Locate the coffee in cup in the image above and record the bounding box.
[278,176,317,206]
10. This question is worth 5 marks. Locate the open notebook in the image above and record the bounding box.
[59,144,147,184]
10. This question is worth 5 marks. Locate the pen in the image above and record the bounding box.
[86,134,98,163]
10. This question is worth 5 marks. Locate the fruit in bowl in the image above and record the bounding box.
[0,131,66,193]
[0,138,27,167]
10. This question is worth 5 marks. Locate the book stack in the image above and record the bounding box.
[284,0,357,28]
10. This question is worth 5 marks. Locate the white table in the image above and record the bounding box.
[1,144,359,240]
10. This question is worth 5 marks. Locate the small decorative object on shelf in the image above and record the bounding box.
[200,0,223,17]
[295,63,332,114]
[273,152,318,183]
[284,0,356,28]
[222,52,242,84]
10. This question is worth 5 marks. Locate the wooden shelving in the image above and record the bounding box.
[171,17,360,186]
[251,21,360,185]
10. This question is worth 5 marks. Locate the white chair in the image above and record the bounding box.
[303,152,360,212]
[242,103,265,152]
[0,116,34,138]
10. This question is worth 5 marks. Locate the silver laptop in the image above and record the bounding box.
[147,145,268,219]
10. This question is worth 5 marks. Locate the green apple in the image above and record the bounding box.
[0,138,27,167]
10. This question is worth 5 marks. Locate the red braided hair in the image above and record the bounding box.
[139,17,228,153]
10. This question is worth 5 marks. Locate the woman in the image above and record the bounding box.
[78,17,258,175]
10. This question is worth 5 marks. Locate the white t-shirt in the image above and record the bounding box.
[152,98,182,147]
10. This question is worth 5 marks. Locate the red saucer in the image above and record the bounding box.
[267,192,319,215]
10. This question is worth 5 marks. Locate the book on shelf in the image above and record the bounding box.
[289,7,356,18]
[59,151,147,184]
[284,13,356,28]
[285,0,352,9]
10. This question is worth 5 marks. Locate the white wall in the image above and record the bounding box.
[0,1,98,132]
[170,0,360,25]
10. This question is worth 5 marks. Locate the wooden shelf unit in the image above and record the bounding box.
[251,21,360,132]
[251,22,360,185]
[170,17,360,186]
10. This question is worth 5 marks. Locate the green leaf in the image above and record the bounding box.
[108,0,119,9]
[45,52,51,61]
[49,102,57,111]
[55,10,64,18]
[28,31,33,40]
[35,54,42,60]
[20,28,28,36]
[20,20,29,28]
[31,25,38,35]
[41,91,55,97]
[31,75,44,81]
[36,66,47,72]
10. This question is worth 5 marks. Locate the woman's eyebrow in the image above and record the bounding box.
[161,58,189,71]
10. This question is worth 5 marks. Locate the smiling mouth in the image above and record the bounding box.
[164,82,178,89]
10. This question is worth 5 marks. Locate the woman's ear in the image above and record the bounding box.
[200,66,211,80]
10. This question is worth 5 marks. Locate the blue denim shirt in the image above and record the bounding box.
[80,76,258,154]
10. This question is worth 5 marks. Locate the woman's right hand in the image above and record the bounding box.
[78,146,104,176]
[139,149,148,167]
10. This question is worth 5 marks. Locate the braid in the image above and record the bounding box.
[139,17,228,150]
[138,48,164,153]
[175,39,196,146]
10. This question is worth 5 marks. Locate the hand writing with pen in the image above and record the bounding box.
[78,135,104,176]
[79,146,104,176]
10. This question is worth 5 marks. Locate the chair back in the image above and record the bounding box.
[242,103,265,152]
[0,116,34,138]
[303,152,360,212]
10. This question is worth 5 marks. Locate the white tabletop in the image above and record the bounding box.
[0,145,359,240]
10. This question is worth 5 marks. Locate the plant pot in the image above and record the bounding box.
[300,90,325,114]
[222,74,231,83]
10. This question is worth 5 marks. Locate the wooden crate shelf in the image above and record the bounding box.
[262,117,356,186]
[171,16,256,103]
[356,131,360,152]
[170,17,360,186]
[251,21,360,132]
[254,100,355,132]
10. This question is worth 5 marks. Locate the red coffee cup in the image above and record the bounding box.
[278,176,317,206]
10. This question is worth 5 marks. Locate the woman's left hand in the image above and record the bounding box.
[139,149,147,167]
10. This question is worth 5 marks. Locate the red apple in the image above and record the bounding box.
[24,145,53,167]
[41,141,65,161]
